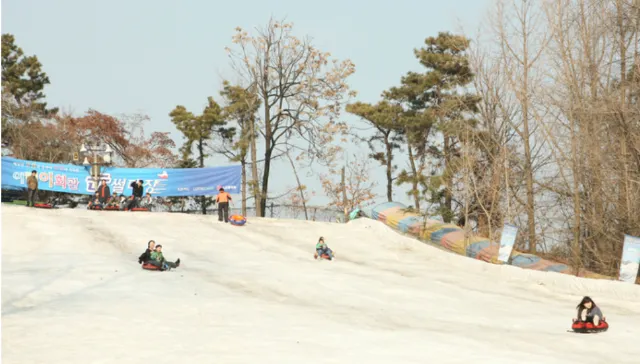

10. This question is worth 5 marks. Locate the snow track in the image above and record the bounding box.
[2,205,639,363]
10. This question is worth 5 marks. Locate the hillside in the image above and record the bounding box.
[2,205,639,363]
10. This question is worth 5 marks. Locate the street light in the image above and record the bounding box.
[79,137,114,187]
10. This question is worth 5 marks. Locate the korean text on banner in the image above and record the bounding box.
[619,234,640,283]
[498,223,519,263]
[1,156,241,197]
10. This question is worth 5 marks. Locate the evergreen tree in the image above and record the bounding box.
[346,101,405,202]
[384,72,436,211]
[169,97,225,214]
[409,32,479,222]
[216,81,261,216]
[2,33,58,147]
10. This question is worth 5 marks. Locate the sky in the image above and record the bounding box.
[2,0,492,207]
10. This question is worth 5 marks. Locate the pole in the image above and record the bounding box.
[341,166,347,223]
[93,151,99,188]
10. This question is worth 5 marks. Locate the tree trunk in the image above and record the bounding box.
[520,19,537,254]
[287,152,308,220]
[407,144,420,210]
[616,0,631,231]
[569,108,582,274]
[259,91,272,217]
[241,157,247,216]
[443,136,453,223]
[249,116,260,217]
[260,151,272,218]
[384,133,393,202]
[197,138,207,215]
[342,166,348,222]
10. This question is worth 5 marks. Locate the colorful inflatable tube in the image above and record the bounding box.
[571,320,609,333]
[142,263,161,271]
[365,202,611,280]
[34,203,54,209]
[124,207,149,212]
[229,215,247,226]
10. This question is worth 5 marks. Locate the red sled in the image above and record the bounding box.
[571,319,609,333]
[34,203,54,209]
[125,207,149,212]
[314,253,333,261]
[142,263,162,271]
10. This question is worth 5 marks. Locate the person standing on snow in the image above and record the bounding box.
[128,180,144,209]
[97,180,111,204]
[216,187,232,223]
[26,170,39,207]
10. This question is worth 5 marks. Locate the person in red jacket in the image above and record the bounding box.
[97,180,111,204]
[216,187,232,223]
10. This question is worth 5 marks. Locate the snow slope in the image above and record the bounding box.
[2,204,639,364]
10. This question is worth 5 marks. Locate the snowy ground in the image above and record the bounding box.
[2,204,639,364]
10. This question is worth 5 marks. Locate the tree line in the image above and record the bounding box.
[2,1,639,278]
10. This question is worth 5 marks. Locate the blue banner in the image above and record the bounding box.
[1,157,241,197]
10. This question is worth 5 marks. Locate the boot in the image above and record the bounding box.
[175,258,181,267]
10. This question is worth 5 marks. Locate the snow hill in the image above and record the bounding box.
[2,204,639,364]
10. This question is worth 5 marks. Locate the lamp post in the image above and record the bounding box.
[79,137,114,188]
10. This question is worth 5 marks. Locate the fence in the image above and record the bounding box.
[165,202,342,223]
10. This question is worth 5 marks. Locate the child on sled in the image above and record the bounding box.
[314,236,334,260]
[148,244,181,271]
[574,296,605,326]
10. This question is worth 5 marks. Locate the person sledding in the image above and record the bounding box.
[138,240,156,264]
[571,296,608,333]
[314,237,334,260]
[151,244,180,270]
[144,244,180,271]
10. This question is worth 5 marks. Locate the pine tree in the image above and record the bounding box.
[411,32,479,222]
[346,101,405,202]
[169,97,225,214]
[216,81,261,216]
[2,33,58,147]
[384,72,436,211]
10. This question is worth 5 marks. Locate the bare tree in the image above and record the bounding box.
[465,30,521,239]
[320,155,378,215]
[493,0,551,253]
[225,18,356,217]
[540,0,640,274]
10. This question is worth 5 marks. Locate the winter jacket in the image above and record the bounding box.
[98,184,111,202]
[27,175,38,190]
[130,182,144,198]
[216,191,231,203]
[138,249,152,264]
[150,251,165,263]
[316,242,332,254]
